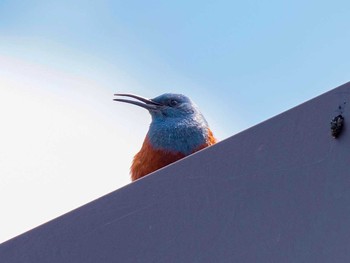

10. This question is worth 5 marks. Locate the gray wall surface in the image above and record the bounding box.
[1,82,350,263]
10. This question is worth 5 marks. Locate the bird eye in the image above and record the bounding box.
[169,99,178,107]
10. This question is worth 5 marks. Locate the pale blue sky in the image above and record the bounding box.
[0,0,349,243]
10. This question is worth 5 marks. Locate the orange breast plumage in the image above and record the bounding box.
[131,137,185,181]
[131,128,216,181]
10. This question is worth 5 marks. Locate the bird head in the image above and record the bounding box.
[114,93,199,120]
[114,93,211,154]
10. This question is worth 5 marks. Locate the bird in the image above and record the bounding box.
[114,93,217,181]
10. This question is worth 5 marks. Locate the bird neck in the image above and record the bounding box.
[147,114,210,155]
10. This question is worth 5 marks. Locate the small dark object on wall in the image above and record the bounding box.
[330,115,344,138]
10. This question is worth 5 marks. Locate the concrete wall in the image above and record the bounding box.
[1,82,349,262]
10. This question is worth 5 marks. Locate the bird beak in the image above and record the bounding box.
[113,93,162,111]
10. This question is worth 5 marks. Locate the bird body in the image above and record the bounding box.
[114,93,216,181]
[131,137,185,181]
